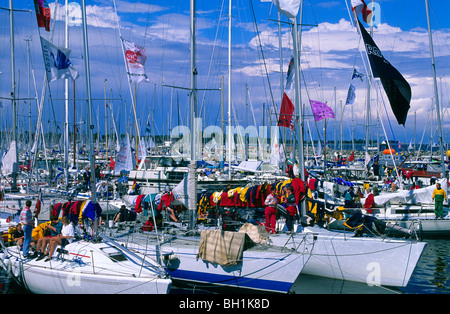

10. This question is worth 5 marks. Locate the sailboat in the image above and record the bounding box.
[0,0,171,294]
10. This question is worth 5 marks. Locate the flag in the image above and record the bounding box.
[310,100,335,121]
[35,190,43,218]
[277,92,295,130]
[261,0,301,19]
[33,0,51,32]
[122,39,148,83]
[347,151,355,162]
[358,19,411,125]
[285,56,295,90]
[352,68,365,81]
[40,37,79,82]
[345,83,356,105]
[351,0,372,23]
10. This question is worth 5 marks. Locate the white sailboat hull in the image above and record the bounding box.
[1,240,171,294]
[271,226,426,287]
[116,231,315,293]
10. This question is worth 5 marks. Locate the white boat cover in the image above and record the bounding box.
[373,178,448,205]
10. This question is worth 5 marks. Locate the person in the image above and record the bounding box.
[284,187,297,233]
[264,189,278,234]
[372,161,380,180]
[391,178,399,191]
[382,177,392,191]
[45,217,74,262]
[34,216,63,260]
[12,224,25,246]
[114,205,136,223]
[19,200,34,258]
[363,189,375,214]
[98,181,108,200]
[432,182,447,219]
[343,186,356,208]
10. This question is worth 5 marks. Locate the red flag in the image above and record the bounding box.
[347,151,355,162]
[35,191,43,218]
[33,0,51,31]
[277,92,295,130]
[351,0,372,23]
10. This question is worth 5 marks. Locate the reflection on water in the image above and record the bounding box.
[399,239,450,294]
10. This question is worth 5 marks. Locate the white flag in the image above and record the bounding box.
[345,83,356,105]
[122,39,148,83]
[114,134,134,175]
[261,0,301,19]
[1,141,17,176]
[40,37,79,82]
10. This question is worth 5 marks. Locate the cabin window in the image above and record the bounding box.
[100,247,128,263]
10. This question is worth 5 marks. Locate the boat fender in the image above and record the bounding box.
[300,214,314,227]
[13,260,20,277]
[162,253,180,270]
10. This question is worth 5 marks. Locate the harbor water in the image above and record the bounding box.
[2,238,448,294]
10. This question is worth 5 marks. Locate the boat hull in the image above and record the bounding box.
[116,232,315,294]
[0,240,171,294]
[271,226,426,287]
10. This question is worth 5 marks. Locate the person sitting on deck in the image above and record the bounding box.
[45,217,74,262]
[33,215,63,260]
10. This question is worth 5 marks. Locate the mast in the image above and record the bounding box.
[227,0,232,180]
[187,0,198,228]
[64,0,70,188]
[292,0,305,215]
[81,0,97,204]
[9,0,19,191]
[425,0,446,177]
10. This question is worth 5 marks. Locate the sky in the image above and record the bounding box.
[0,0,449,151]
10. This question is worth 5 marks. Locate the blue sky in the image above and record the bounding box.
[0,0,449,150]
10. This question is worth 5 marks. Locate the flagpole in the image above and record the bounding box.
[425,0,446,178]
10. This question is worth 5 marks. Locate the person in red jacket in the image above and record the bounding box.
[264,190,278,234]
[363,189,375,214]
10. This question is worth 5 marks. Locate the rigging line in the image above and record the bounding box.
[199,0,225,118]
[305,0,324,102]
[249,0,277,118]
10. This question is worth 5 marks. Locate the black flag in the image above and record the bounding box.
[358,20,411,126]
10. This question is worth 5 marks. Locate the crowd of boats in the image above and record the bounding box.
[0,141,448,294]
[0,0,448,295]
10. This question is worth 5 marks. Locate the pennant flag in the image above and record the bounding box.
[345,83,356,105]
[352,68,365,81]
[310,100,335,121]
[277,92,295,130]
[40,37,79,82]
[351,0,372,24]
[33,0,51,32]
[261,0,301,19]
[358,19,411,125]
[122,39,148,83]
